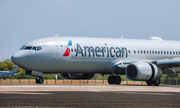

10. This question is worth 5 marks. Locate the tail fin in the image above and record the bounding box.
[12,66,18,73]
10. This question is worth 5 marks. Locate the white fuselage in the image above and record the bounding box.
[11,37,180,74]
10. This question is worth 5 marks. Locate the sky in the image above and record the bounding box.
[0,0,180,60]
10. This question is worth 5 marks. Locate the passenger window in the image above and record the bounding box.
[137,50,139,54]
[161,51,163,54]
[176,51,178,55]
[167,51,169,54]
[149,51,151,54]
[164,51,166,54]
[147,51,148,54]
[173,51,175,55]
[128,50,130,53]
[75,49,77,52]
[144,51,146,54]
[71,49,73,52]
[155,51,157,54]
[152,51,154,54]
[134,50,136,54]
[170,51,172,55]
[141,50,143,54]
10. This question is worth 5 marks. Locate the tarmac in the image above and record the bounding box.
[0,84,180,108]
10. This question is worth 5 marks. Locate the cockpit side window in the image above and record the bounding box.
[37,46,42,51]
[20,45,25,50]
[32,47,37,51]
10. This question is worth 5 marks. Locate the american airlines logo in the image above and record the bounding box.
[75,43,128,58]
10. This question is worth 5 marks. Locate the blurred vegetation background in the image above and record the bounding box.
[0,58,180,80]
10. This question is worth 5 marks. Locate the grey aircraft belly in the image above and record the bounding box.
[11,36,180,85]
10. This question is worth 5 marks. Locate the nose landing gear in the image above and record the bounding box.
[36,77,44,84]
[108,75,121,85]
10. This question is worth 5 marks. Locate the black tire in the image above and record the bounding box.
[108,76,114,84]
[153,79,160,86]
[114,76,121,85]
[146,81,153,86]
[36,78,39,84]
[39,77,44,84]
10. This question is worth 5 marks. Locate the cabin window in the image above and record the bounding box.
[134,50,136,54]
[164,51,166,54]
[141,50,143,54]
[167,51,169,54]
[149,51,151,54]
[152,51,154,54]
[128,50,130,53]
[155,51,157,54]
[71,49,73,52]
[161,51,163,54]
[170,51,172,55]
[144,51,146,54]
[137,50,139,54]
[147,51,148,54]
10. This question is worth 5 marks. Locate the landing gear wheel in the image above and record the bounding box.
[36,77,44,84]
[108,76,114,84]
[114,76,121,85]
[153,79,160,86]
[146,81,153,86]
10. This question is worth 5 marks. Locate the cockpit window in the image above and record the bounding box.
[32,47,37,51]
[25,46,32,50]
[20,46,42,51]
[37,47,42,51]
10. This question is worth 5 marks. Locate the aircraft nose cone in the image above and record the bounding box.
[11,51,26,66]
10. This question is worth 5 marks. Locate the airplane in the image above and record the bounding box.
[11,36,180,85]
[0,66,18,80]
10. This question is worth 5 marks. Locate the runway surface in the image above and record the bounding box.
[0,85,180,108]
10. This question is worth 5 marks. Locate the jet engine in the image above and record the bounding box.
[125,62,162,81]
[61,73,95,79]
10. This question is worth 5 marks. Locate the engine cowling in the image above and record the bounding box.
[61,73,95,79]
[125,62,162,81]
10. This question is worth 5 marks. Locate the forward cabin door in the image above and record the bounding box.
[54,45,61,59]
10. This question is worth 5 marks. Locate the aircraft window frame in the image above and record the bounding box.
[164,51,166,54]
[20,45,25,50]
[32,47,37,51]
[128,50,130,54]
[37,46,42,51]
[170,51,172,55]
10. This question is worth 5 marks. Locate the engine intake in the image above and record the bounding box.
[125,62,162,81]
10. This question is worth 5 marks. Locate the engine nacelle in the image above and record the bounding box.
[125,62,162,81]
[61,73,95,79]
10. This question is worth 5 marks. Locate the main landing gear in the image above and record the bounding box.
[36,77,44,84]
[108,75,121,85]
[146,79,160,86]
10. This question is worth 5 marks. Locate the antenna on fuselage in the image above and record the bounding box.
[121,35,123,39]
[55,34,58,37]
